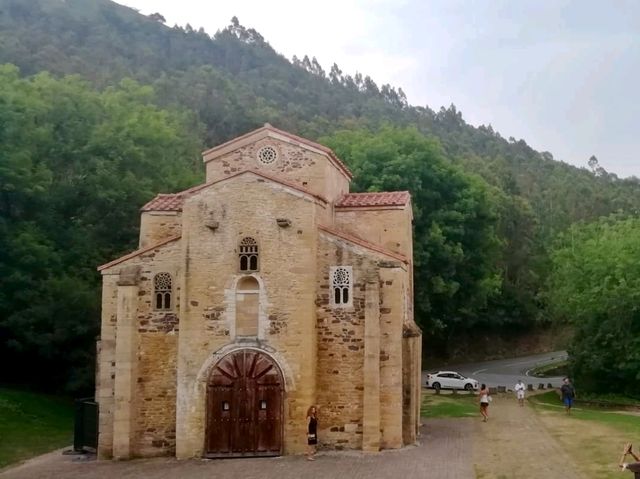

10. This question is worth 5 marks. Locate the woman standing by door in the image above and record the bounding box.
[479,384,490,422]
[306,405,318,460]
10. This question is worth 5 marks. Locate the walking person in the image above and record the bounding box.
[560,377,576,415]
[479,384,490,422]
[619,443,640,478]
[514,379,526,407]
[306,405,318,460]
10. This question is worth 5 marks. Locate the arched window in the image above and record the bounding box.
[239,237,259,272]
[331,266,352,307]
[154,272,172,310]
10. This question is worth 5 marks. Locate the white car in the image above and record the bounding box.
[426,371,479,391]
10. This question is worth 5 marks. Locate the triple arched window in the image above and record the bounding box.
[331,266,353,307]
[154,272,172,310]
[239,237,259,272]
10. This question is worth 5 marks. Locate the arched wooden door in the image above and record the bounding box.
[205,349,284,457]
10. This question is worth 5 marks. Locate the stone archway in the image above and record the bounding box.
[204,349,284,457]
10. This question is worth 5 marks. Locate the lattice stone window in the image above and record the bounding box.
[239,237,259,272]
[256,146,278,165]
[154,272,172,310]
[330,266,353,308]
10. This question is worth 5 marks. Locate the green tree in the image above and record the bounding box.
[0,66,202,393]
[548,216,640,396]
[322,127,501,349]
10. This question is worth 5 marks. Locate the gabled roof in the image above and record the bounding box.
[141,169,329,212]
[318,225,409,264]
[201,124,353,180]
[141,193,189,212]
[97,235,181,272]
[335,191,411,208]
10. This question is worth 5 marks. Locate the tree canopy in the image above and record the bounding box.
[548,216,640,396]
[323,127,501,341]
[0,65,201,392]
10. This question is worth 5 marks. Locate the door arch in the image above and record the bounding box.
[205,349,284,457]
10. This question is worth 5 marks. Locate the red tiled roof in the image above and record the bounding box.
[335,191,411,208]
[141,169,329,212]
[201,124,353,179]
[141,193,187,211]
[318,225,409,264]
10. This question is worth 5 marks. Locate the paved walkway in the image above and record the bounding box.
[0,420,474,479]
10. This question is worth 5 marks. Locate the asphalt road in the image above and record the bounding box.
[422,350,568,390]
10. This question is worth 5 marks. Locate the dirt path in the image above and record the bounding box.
[473,393,584,479]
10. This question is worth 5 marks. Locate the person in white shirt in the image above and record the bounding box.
[514,379,526,406]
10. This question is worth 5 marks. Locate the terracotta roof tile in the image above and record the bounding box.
[141,193,186,211]
[335,191,411,208]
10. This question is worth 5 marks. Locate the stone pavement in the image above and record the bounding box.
[0,420,474,479]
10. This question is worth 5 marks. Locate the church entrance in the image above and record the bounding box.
[205,349,284,457]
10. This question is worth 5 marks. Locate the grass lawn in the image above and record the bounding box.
[574,392,640,408]
[530,391,640,435]
[0,387,74,468]
[421,390,478,418]
[530,391,640,478]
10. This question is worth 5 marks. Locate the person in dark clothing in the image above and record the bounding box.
[306,405,318,460]
[560,377,575,414]
[620,443,640,478]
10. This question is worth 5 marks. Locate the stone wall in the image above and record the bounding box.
[139,211,182,248]
[174,174,320,458]
[96,274,118,459]
[378,267,405,449]
[98,238,182,459]
[334,205,413,260]
[402,332,422,445]
[316,232,410,450]
[315,245,368,450]
[204,137,349,204]
[135,333,177,455]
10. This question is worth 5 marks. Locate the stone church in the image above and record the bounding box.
[96,124,422,460]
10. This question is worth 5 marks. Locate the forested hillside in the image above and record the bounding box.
[1,0,639,392]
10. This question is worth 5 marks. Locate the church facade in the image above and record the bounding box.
[96,125,422,459]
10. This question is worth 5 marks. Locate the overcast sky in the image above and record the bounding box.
[116,0,639,178]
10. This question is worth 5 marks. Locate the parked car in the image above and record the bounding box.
[426,371,479,391]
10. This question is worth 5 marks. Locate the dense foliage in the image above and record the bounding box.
[0,0,639,391]
[548,217,640,396]
[0,66,201,391]
[323,128,501,343]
